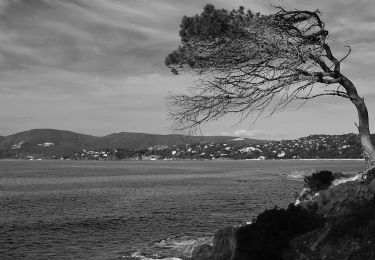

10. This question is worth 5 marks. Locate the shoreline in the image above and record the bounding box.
[0,158,366,162]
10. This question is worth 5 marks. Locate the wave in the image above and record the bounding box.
[129,252,182,260]
[280,171,307,180]
[125,236,212,260]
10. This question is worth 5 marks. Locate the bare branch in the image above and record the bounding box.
[322,43,340,73]
[165,5,352,131]
[339,45,352,63]
[296,91,349,100]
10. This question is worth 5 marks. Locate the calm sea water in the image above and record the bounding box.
[0,160,365,259]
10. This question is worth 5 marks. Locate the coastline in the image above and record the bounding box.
[0,158,366,162]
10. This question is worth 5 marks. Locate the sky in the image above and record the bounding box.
[0,0,375,140]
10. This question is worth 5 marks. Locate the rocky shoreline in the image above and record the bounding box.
[190,170,375,260]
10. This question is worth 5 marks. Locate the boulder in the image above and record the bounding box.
[212,226,239,260]
[321,189,331,204]
[285,202,375,260]
[369,178,375,194]
[191,244,213,260]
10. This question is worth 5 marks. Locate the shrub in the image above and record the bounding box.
[235,204,324,260]
[304,170,334,192]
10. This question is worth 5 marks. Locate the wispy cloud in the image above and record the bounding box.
[0,0,374,137]
[0,0,178,77]
[221,129,286,140]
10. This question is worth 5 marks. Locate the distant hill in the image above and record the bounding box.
[3,129,370,160]
[0,129,267,158]
[0,129,99,158]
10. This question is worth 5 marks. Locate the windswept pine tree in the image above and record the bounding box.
[165,4,375,169]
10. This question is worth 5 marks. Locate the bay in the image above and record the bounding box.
[0,160,365,259]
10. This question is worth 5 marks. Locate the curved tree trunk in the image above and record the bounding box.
[354,97,375,165]
[341,76,375,167]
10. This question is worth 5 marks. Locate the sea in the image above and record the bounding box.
[0,159,366,260]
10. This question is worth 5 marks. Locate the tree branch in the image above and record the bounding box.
[296,91,349,100]
[166,5,353,131]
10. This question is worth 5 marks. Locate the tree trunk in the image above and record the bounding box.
[341,76,375,167]
[354,97,375,166]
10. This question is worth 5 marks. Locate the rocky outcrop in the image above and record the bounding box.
[212,226,239,260]
[191,176,375,260]
[285,202,375,259]
[285,177,375,259]
[191,244,213,260]
[308,178,375,218]
[191,226,240,260]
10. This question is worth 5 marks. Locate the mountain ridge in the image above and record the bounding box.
[1,129,372,160]
[0,129,267,158]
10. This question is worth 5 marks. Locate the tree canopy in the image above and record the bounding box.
[165,4,353,129]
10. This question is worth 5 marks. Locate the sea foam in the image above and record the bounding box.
[127,236,212,260]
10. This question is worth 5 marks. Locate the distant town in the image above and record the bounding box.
[1,132,367,161]
[61,133,365,161]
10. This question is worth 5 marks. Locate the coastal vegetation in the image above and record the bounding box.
[303,170,335,192]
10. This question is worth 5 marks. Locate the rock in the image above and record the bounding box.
[369,178,375,193]
[192,180,375,260]
[212,226,239,260]
[191,244,213,260]
[319,190,330,205]
[364,167,375,183]
[331,173,361,187]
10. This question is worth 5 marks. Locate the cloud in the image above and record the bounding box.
[0,70,195,136]
[0,0,375,138]
[0,0,178,78]
[2,0,372,79]
[221,129,286,140]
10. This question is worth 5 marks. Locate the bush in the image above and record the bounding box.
[235,204,324,260]
[304,170,334,192]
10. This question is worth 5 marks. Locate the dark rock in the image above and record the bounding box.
[285,199,375,260]
[191,244,213,260]
[212,226,239,260]
[191,180,375,260]
[363,167,375,183]
[369,178,375,193]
